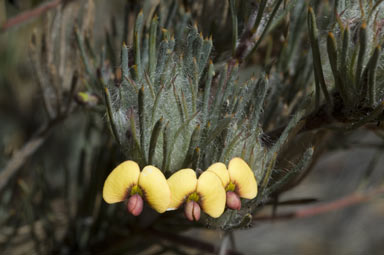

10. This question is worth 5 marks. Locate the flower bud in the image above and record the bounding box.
[226,191,241,210]
[184,201,201,221]
[127,194,143,216]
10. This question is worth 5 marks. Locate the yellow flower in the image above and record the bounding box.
[102,160,171,215]
[206,157,257,210]
[167,169,226,221]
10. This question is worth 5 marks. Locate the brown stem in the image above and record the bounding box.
[226,6,259,71]
[0,112,71,192]
[149,228,243,255]
[1,0,71,32]
[254,186,384,221]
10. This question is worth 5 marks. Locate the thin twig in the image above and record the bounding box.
[149,228,243,255]
[0,114,68,192]
[218,232,231,255]
[254,185,384,221]
[1,0,70,32]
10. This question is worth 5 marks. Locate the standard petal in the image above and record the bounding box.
[103,160,140,204]
[167,169,197,210]
[228,157,257,199]
[197,171,226,218]
[139,165,171,213]
[206,162,230,187]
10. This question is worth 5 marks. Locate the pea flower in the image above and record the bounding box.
[167,169,226,221]
[206,157,257,210]
[102,160,171,216]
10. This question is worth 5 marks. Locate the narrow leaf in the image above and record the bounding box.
[149,15,158,79]
[148,117,163,164]
[229,0,238,56]
[356,22,367,90]
[134,11,144,80]
[308,7,331,105]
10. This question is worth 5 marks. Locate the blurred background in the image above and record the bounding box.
[1,0,384,254]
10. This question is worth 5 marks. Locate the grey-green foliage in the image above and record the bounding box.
[12,0,384,253]
[268,0,384,129]
[94,4,318,229]
[101,12,271,178]
[320,1,384,112]
[263,0,313,128]
[68,0,319,231]
[334,2,384,106]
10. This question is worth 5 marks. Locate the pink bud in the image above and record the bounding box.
[127,194,143,216]
[226,191,241,210]
[184,201,201,221]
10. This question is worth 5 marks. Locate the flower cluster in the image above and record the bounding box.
[102,158,257,221]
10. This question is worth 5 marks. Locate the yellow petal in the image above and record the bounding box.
[228,157,257,199]
[138,165,171,213]
[103,160,140,204]
[197,171,226,218]
[206,162,230,187]
[167,169,197,210]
